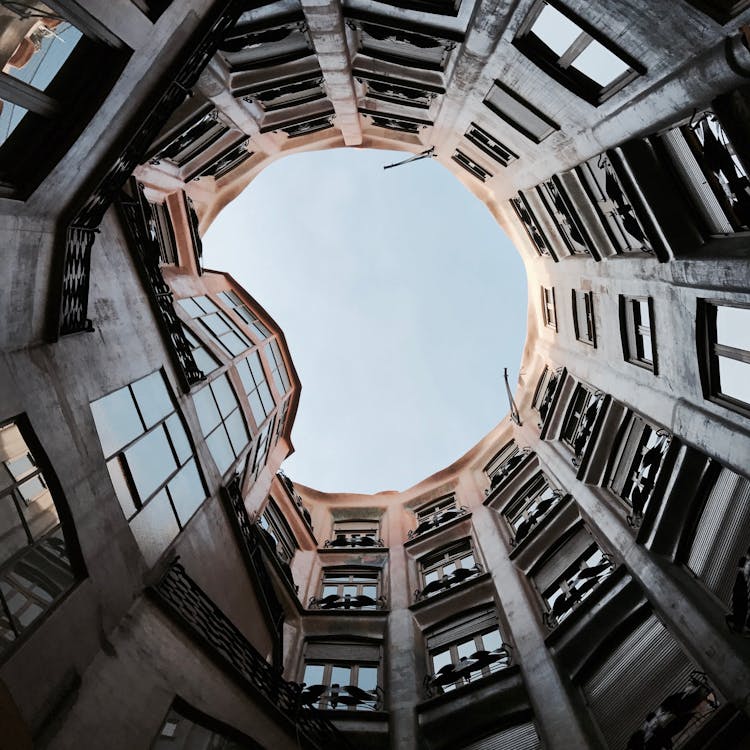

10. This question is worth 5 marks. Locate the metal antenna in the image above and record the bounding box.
[504,368,522,426]
[383,146,436,170]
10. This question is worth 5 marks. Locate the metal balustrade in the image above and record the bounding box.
[570,391,606,467]
[296,683,383,711]
[408,506,469,540]
[149,559,349,750]
[423,645,512,697]
[415,563,483,601]
[324,534,385,548]
[308,593,387,610]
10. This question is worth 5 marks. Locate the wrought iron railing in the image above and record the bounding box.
[408,506,469,540]
[485,448,532,496]
[116,182,205,391]
[423,645,512,697]
[52,0,246,338]
[149,560,349,749]
[624,430,672,529]
[296,683,383,712]
[510,490,564,547]
[571,391,606,467]
[277,470,314,529]
[543,556,614,629]
[727,544,750,636]
[308,593,386,611]
[626,671,719,750]
[537,367,564,429]
[324,534,385,549]
[415,563,483,601]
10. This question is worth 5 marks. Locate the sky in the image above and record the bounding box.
[203,148,527,495]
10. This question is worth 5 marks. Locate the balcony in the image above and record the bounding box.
[510,490,564,547]
[324,534,384,549]
[277,470,314,531]
[626,671,719,750]
[569,391,607,468]
[308,593,387,611]
[408,506,469,540]
[423,645,513,698]
[415,563,483,601]
[297,683,383,712]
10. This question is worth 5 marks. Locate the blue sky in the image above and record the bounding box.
[203,148,526,495]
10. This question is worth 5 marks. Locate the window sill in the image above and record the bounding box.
[410,572,492,612]
[404,511,472,550]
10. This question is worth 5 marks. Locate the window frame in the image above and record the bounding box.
[572,289,596,346]
[301,660,381,711]
[483,79,558,144]
[697,300,750,418]
[316,567,381,610]
[502,473,561,545]
[620,295,657,372]
[541,286,557,330]
[177,295,251,359]
[512,0,643,106]
[418,537,479,597]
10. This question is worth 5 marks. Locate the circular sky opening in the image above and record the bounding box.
[202,148,526,494]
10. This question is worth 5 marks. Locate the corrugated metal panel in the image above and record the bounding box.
[459,722,541,750]
[660,129,732,234]
[583,615,694,750]
[688,468,750,602]
[426,608,497,650]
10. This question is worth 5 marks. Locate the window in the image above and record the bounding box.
[660,111,750,236]
[572,290,596,346]
[620,296,656,371]
[541,286,557,330]
[193,373,249,475]
[577,153,654,255]
[418,539,480,599]
[425,609,511,695]
[410,494,465,538]
[608,413,672,527]
[216,290,271,342]
[452,150,492,182]
[465,123,518,167]
[699,301,750,413]
[0,418,78,655]
[266,339,291,396]
[182,325,219,376]
[327,519,382,548]
[561,385,606,465]
[301,661,380,711]
[537,178,594,256]
[510,194,555,258]
[151,108,229,169]
[503,474,561,545]
[90,371,206,565]
[250,415,275,480]
[483,80,558,143]
[236,351,275,428]
[0,6,125,197]
[539,539,613,627]
[513,0,640,105]
[177,295,250,357]
[312,568,381,610]
[485,441,530,493]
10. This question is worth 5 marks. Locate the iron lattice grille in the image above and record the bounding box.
[149,560,348,750]
[53,0,247,338]
[116,184,205,391]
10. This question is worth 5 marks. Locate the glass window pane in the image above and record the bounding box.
[640,333,653,362]
[211,376,237,418]
[457,639,475,659]
[237,360,254,394]
[304,664,325,685]
[193,347,219,375]
[0,497,28,564]
[531,4,582,56]
[462,553,475,569]
[322,585,338,597]
[129,489,180,567]
[206,428,234,475]
[0,99,28,147]
[194,295,218,313]
[224,409,248,456]
[177,298,203,318]
[330,665,351,685]
[6,18,83,92]
[249,352,265,382]
[193,386,221,435]
[91,387,143,456]
[481,629,503,652]
[168,459,204,526]
[572,40,630,87]
[719,356,750,404]
[202,313,230,337]
[5,453,34,480]
[221,331,247,356]
[432,649,452,672]
[358,666,377,691]
[716,306,750,351]
[165,414,192,465]
[107,458,137,519]
[17,475,45,503]
[124,426,177,501]
[444,562,456,576]
[362,585,377,599]
[343,585,357,597]
[131,372,172,429]
[259,382,275,414]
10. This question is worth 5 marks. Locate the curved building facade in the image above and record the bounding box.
[0,1,749,749]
